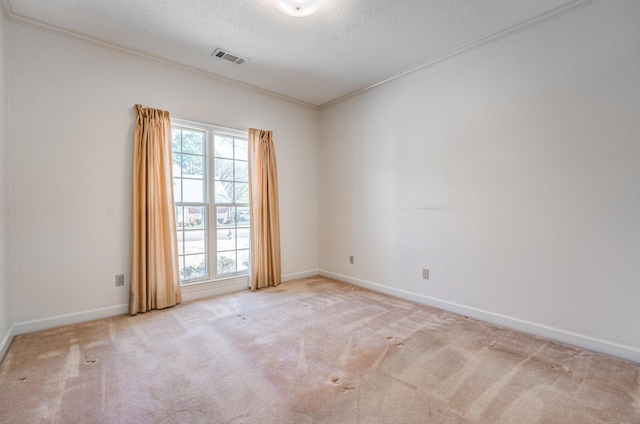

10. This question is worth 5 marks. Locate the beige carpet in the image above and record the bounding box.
[1,276,639,423]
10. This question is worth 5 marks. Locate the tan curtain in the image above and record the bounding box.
[130,104,181,315]
[248,129,281,291]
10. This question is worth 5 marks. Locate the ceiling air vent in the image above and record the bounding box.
[212,48,247,65]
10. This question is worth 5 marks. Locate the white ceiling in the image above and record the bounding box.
[2,0,596,108]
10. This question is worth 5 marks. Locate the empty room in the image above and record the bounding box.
[0,0,639,422]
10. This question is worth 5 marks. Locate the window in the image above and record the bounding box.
[172,123,249,284]
[213,134,250,275]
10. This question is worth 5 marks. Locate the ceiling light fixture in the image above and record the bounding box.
[274,0,323,17]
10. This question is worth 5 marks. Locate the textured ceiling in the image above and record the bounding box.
[2,0,596,108]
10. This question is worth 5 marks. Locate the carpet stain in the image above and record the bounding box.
[42,343,80,422]
[297,334,308,372]
[338,332,355,366]
[38,350,62,360]
[108,321,116,343]
[465,341,549,421]
[499,385,545,423]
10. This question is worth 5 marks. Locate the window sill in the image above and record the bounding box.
[180,275,249,303]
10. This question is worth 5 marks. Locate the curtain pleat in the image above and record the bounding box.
[130,104,181,315]
[248,129,281,291]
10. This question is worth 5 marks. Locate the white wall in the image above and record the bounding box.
[0,10,13,357]
[320,0,640,361]
[8,23,319,327]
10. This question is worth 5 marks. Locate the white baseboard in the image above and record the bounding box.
[319,270,640,364]
[10,271,320,338]
[0,325,15,363]
[13,304,129,336]
[11,283,247,337]
[282,269,320,282]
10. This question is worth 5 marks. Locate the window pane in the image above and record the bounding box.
[182,154,203,177]
[184,230,206,254]
[217,251,236,274]
[185,206,206,229]
[237,228,250,249]
[217,181,234,203]
[214,136,234,159]
[216,206,235,227]
[236,207,249,225]
[177,230,184,255]
[183,179,204,203]
[214,158,234,181]
[184,254,207,280]
[172,153,182,177]
[182,131,203,154]
[176,207,191,230]
[217,228,235,252]
[235,161,248,182]
[172,129,181,152]
[235,182,248,203]
[235,138,248,161]
[173,178,182,202]
[237,250,249,272]
[214,181,232,203]
[178,256,185,280]
[175,206,184,227]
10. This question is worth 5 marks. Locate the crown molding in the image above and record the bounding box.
[318,0,602,109]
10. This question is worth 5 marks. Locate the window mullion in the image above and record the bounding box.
[208,130,217,282]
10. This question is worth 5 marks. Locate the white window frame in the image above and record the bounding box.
[173,125,208,283]
[172,118,249,286]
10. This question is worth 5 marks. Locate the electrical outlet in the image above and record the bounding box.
[422,269,429,280]
[349,255,354,264]
[115,274,125,287]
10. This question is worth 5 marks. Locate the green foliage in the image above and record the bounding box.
[217,256,236,274]
[172,128,204,177]
[182,260,206,280]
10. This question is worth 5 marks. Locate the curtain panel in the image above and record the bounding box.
[248,128,282,291]
[130,104,181,315]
